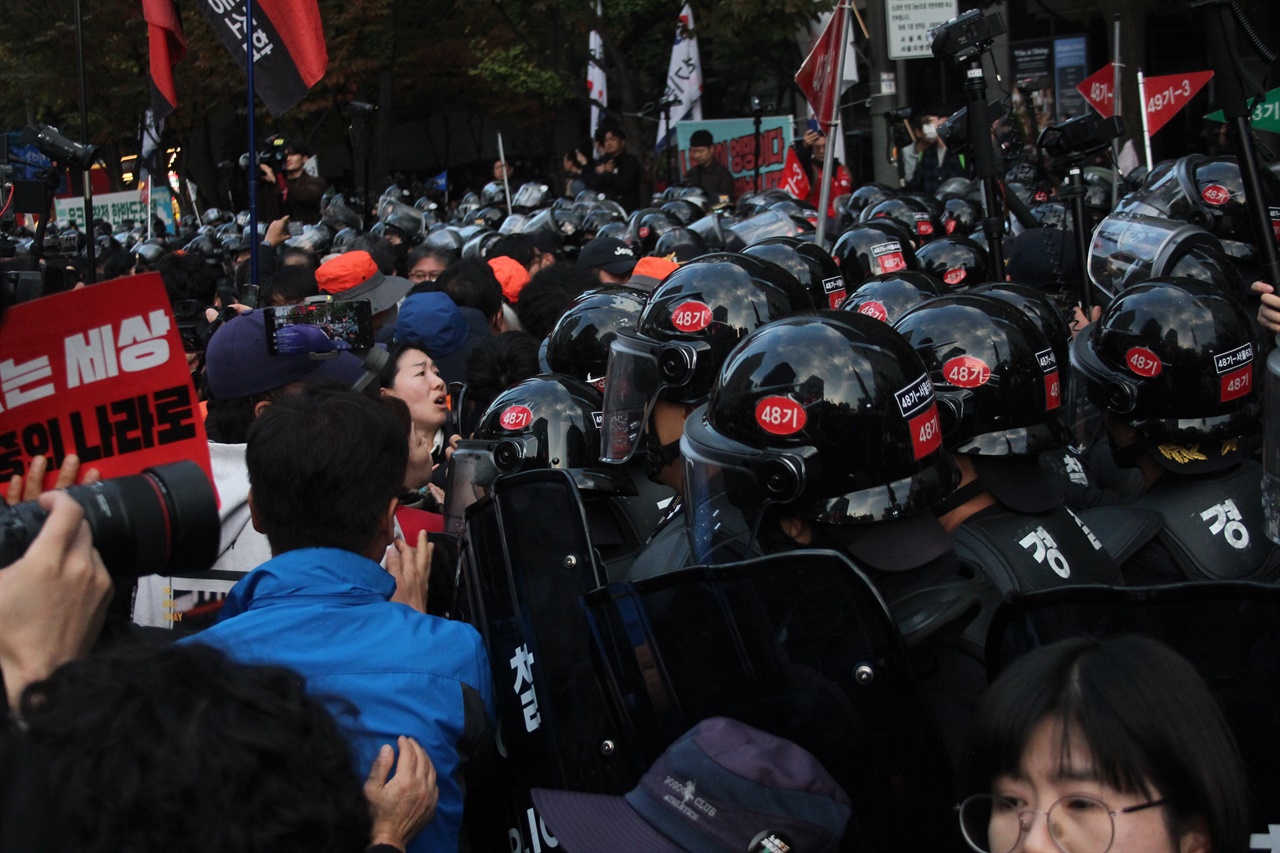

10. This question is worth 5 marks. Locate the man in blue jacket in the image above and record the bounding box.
[183,385,494,853]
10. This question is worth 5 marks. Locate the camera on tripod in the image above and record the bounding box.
[930,9,1006,64]
[1037,114,1125,159]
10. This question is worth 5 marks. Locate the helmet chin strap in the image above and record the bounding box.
[641,406,683,481]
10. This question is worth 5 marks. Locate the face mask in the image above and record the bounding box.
[922,123,938,141]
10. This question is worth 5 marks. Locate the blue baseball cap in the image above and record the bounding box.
[204,310,367,400]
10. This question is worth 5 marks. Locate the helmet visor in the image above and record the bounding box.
[1088,214,1210,299]
[600,332,707,464]
[681,407,814,565]
[443,440,500,536]
[727,209,800,246]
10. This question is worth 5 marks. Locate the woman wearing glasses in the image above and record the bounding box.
[957,635,1248,853]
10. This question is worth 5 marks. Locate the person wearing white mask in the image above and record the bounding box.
[907,105,971,194]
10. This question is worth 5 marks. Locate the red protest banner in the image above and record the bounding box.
[1076,65,1115,118]
[0,273,213,492]
[1144,70,1213,135]
[794,4,849,124]
[780,146,811,200]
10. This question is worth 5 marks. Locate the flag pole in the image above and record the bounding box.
[815,0,851,248]
[73,0,96,282]
[246,0,260,286]
[1137,69,1153,170]
[1110,13,1122,208]
[497,132,513,217]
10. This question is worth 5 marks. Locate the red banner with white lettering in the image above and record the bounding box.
[0,274,213,491]
[1076,65,1115,118]
[794,4,849,124]
[1144,70,1213,135]
[780,146,811,200]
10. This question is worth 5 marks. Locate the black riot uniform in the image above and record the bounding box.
[1071,278,1280,582]
[445,375,649,579]
[597,254,811,580]
[893,293,1124,595]
[541,285,677,551]
[678,311,997,759]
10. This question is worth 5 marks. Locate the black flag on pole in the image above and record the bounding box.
[196,0,328,117]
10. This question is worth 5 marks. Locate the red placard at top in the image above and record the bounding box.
[0,273,214,493]
[1144,70,1213,136]
[1076,65,1116,119]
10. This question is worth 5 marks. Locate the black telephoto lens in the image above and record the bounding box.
[0,461,220,578]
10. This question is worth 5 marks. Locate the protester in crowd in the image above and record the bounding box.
[683,129,735,204]
[434,258,507,334]
[512,262,597,340]
[589,125,642,210]
[261,263,320,306]
[317,249,413,343]
[260,139,329,225]
[463,331,542,414]
[407,245,453,286]
[182,385,494,853]
[395,292,489,387]
[906,105,970,195]
[959,635,1248,853]
[576,235,637,284]
[378,341,453,496]
[792,127,852,218]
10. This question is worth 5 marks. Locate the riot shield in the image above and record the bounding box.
[461,468,640,852]
[987,582,1280,840]
[583,549,964,852]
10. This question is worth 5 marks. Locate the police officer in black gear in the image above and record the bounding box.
[678,310,993,760]
[893,294,1124,595]
[1071,278,1280,581]
[541,286,676,550]
[447,375,650,580]
[841,271,945,325]
[599,253,810,578]
[742,236,842,309]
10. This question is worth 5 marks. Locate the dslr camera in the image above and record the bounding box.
[0,461,219,579]
[1037,114,1125,159]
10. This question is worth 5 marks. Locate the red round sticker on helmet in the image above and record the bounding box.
[639,225,651,238]
[1034,190,1048,202]
[943,268,966,286]
[1126,347,1162,378]
[755,396,807,435]
[857,300,888,322]
[945,220,957,235]
[943,356,991,388]
[499,404,533,430]
[1202,184,1230,206]
[671,300,713,332]
[918,221,934,235]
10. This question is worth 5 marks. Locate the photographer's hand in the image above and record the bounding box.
[1252,280,1280,334]
[0,491,112,710]
[259,163,277,184]
[365,735,438,851]
[387,530,432,615]
[265,216,290,248]
[6,454,101,507]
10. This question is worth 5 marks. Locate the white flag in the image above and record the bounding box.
[656,3,703,147]
[588,2,607,138]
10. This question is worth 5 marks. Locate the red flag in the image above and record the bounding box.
[781,146,811,200]
[196,0,328,117]
[1144,71,1213,135]
[143,0,186,119]
[794,5,849,123]
[1076,66,1115,118]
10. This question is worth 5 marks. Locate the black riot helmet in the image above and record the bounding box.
[422,226,465,256]
[1088,212,1243,300]
[1116,154,1280,250]
[1069,278,1261,446]
[940,196,982,236]
[543,286,647,391]
[913,235,992,291]
[846,183,897,220]
[480,181,507,207]
[472,375,634,492]
[862,196,940,244]
[681,312,959,563]
[511,182,552,212]
[831,224,918,292]
[628,210,682,255]
[743,236,842,309]
[660,198,703,226]
[841,271,944,325]
[652,226,706,262]
[600,253,809,465]
[969,282,1073,379]
[894,294,1070,456]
